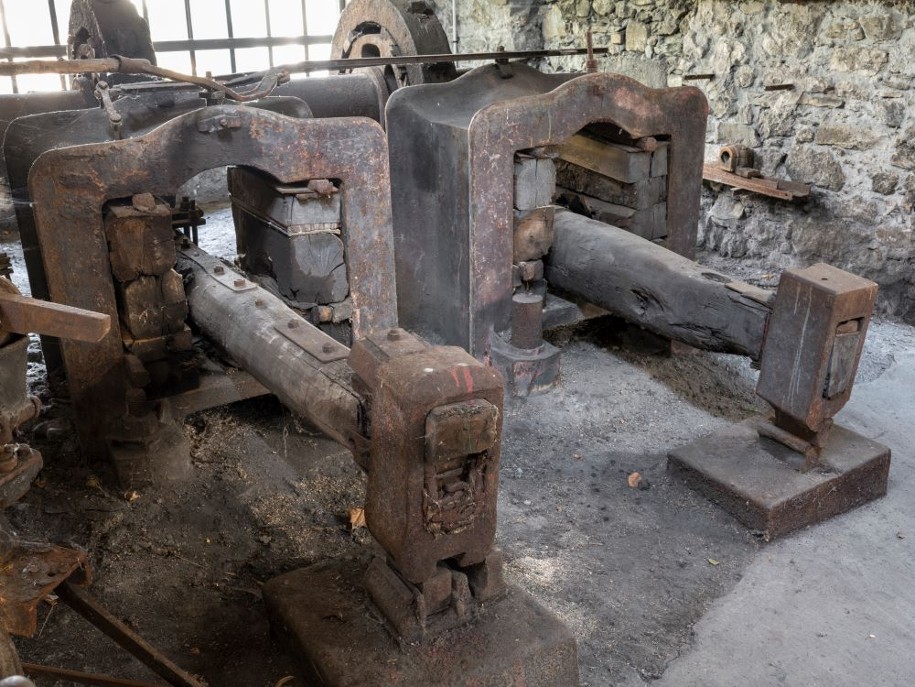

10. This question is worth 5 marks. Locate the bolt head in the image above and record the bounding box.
[214,265,225,275]
[288,320,300,329]
[322,342,334,353]
[387,328,406,341]
[234,278,245,288]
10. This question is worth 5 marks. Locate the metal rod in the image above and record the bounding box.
[56,582,205,687]
[224,0,236,73]
[46,0,66,89]
[263,0,273,68]
[0,35,339,60]
[183,0,196,77]
[0,45,611,78]
[300,0,309,62]
[23,663,163,687]
[141,0,149,26]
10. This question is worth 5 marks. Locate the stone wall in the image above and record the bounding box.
[446,0,915,322]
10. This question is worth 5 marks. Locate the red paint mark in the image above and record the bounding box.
[450,369,461,388]
[463,367,474,393]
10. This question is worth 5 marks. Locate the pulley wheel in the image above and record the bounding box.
[68,0,156,64]
[331,0,455,90]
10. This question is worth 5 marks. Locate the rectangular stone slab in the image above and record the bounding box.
[668,419,890,539]
[264,560,580,686]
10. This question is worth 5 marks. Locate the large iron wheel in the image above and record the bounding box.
[331,0,455,90]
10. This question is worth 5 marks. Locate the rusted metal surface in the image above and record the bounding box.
[68,0,157,63]
[387,63,708,360]
[0,337,40,446]
[0,541,90,637]
[349,328,504,584]
[668,421,890,540]
[0,446,42,509]
[331,0,456,88]
[28,106,396,458]
[0,625,22,678]
[265,559,579,686]
[703,163,810,200]
[56,582,205,687]
[23,664,158,687]
[757,263,877,439]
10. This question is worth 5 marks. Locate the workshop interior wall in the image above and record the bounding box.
[446,0,915,322]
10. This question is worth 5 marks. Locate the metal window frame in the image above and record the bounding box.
[0,0,342,90]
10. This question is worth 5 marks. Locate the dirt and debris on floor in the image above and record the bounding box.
[4,217,915,686]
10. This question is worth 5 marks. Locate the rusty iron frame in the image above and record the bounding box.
[466,69,707,357]
[27,106,397,456]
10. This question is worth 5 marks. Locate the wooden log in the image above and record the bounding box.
[650,142,669,178]
[545,209,771,358]
[513,206,556,261]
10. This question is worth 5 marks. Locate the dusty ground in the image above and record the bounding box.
[3,211,914,686]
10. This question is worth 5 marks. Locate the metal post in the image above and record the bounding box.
[183,0,197,76]
[263,0,274,68]
[0,0,17,94]
[224,0,236,73]
[300,0,309,62]
[46,0,66,89]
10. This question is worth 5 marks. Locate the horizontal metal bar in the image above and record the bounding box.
[0,35,334,60]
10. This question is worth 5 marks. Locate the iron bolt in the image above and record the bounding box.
[254,298,266,308]
[214,265,225,275]
[387,328,406,341]
[322,342,334,354]
[288,320,300,329]
[234,278,245,288]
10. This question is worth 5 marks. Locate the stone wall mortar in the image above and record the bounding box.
[447,0,915,321]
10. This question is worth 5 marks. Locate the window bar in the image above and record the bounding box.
[183,0,197,76]
[300,0,308,63]
[263,0,274,68]
[0,0,17,94]
[141,0,149,26]
[224,0,236,73]
[47,0,66,89]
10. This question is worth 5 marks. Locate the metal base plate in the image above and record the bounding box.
[264,559,580,686]
[668,419,890,539]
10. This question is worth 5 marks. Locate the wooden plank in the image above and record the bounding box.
[0,292,110,342]
[559,134,651,184]
[703,164,810,200]
[555,160,666,210]
[556,189,666,240]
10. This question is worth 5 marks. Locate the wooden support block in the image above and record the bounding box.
[513,206,556,262]
[650,142,669,178]
[559,134,651,184]
[557,190,667,240]
[123,326,194,363]
[106,199,176,282]
[555,161,666,210]
[118,270,188,339]
[514,156,556,210]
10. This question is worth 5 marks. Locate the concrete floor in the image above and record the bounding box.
[654,349,915,687]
